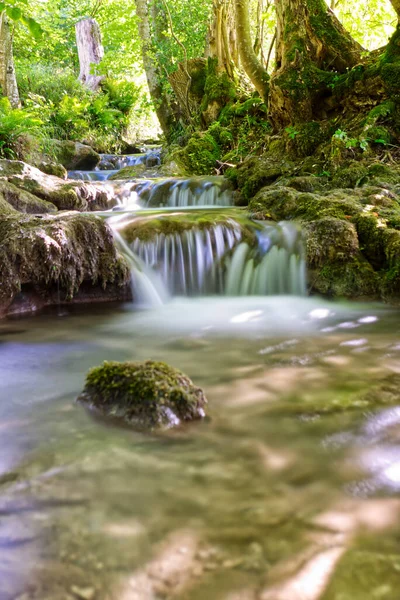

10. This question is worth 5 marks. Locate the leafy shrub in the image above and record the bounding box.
[17,63,144,152]
[0,97,44,158]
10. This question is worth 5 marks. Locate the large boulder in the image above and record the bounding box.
[77,360,207,430]
[0,213,130,316]
[49,140,100,170]
[0,160,113,211]
[0,180,57,214]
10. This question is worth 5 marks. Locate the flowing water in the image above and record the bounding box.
[2,157,400,599]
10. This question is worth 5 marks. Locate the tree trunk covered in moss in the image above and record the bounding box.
[0,12,19,108]
[135,0,177,138]
[234,0,269,101]
[269,0,364,129]
[76,18,104,91]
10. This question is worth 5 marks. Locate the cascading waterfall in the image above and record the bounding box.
[66,150,308,304]
[118,217,306,297]
[129,177,233,208]
[130,221,242,295]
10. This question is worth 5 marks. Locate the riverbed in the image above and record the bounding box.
[1,296,400,599]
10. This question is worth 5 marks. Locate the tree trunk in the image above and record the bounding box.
[0,12,19,108]
[76,18,104,91]
[234,0,269,101]
[205,0,237,79]
[390,0,400,19]
[269,0,364,129]
[135,0,177,138]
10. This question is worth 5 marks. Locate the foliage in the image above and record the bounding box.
[0,97,44,158]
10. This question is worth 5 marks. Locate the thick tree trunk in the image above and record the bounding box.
[135,0,177,138]
[205,0,237,79]
[0,12,19,108]
[76,18,104,91]
[269,0,364,129]
[234,0,269,101]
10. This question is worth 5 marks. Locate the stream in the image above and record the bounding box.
[1,151,400,599]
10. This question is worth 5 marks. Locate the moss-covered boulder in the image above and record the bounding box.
[48,140,100,170]
[0,213,130,316]
[0,160,113,211]
[0,180,57,214]
[177,132,221,175]
[77,360,207,430]
[108,164,147,180]
[38,161,68,180]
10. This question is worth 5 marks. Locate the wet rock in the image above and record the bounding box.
[0,159,112,211]
[0,213,130,316]
[77,360,207,430]
[49,140,100,170]
[0,180,57,214]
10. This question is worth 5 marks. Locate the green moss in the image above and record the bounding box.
[0,213,130,308]
[108,164,146,180]
[309,256,378,299]
[286,121,332,158]
[322,548,400,600]
[119,210,256,246]
[0,181,57,214]
[178,132,221,175]
[331,163,369,189]
[304,217,359,267]
[77,360,207,430]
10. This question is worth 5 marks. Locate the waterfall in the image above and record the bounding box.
[130,221,242,295]
[111,224,168,307]
[130,177,233,208]
[117,217,306,298]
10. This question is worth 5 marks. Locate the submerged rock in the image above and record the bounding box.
[77,360,207,430]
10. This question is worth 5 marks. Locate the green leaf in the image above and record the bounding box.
[6,6,22,21]
[0,3,6,13]
[21,15,43,39]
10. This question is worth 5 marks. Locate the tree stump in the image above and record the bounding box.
[75,18,104,91]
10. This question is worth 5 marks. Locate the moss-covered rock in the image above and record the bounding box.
[304,217,359,267]
[48,140,100,170]
[77,360,207,430]
[178,132,221,175]
[108,164,147,180]
[0,159,112,211]
[38,161,68,180]
[0,213,130,315]
[0,180,57,214]
[118,210,255,246]
[233,156,296,201]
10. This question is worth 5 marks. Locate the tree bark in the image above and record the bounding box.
[390,0,400,19]
[76,18,104,91]
[205,0,238,79]
[269,0,364,129]
[234,0,269,101]
[135,0,177,138]
[0,12,20,108]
